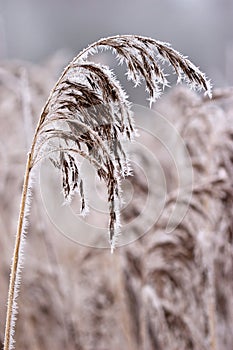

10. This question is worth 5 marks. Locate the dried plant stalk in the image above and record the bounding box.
[3,35,211,350]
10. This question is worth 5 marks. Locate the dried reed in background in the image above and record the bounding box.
[121,87,233,350]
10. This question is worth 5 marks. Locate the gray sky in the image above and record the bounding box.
[0,0,232,86]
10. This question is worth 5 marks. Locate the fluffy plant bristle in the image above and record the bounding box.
[31,35,211,251]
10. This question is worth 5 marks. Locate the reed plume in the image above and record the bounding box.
[3,35,211,350]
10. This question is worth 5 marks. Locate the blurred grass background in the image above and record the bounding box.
[1,1,233,350]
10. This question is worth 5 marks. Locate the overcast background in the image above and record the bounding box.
[0,0,233,87]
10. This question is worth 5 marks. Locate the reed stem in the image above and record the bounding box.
[3,152,32,350]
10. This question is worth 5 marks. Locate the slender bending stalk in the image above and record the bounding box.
[3,35,211,350]
[3,153,32,350]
